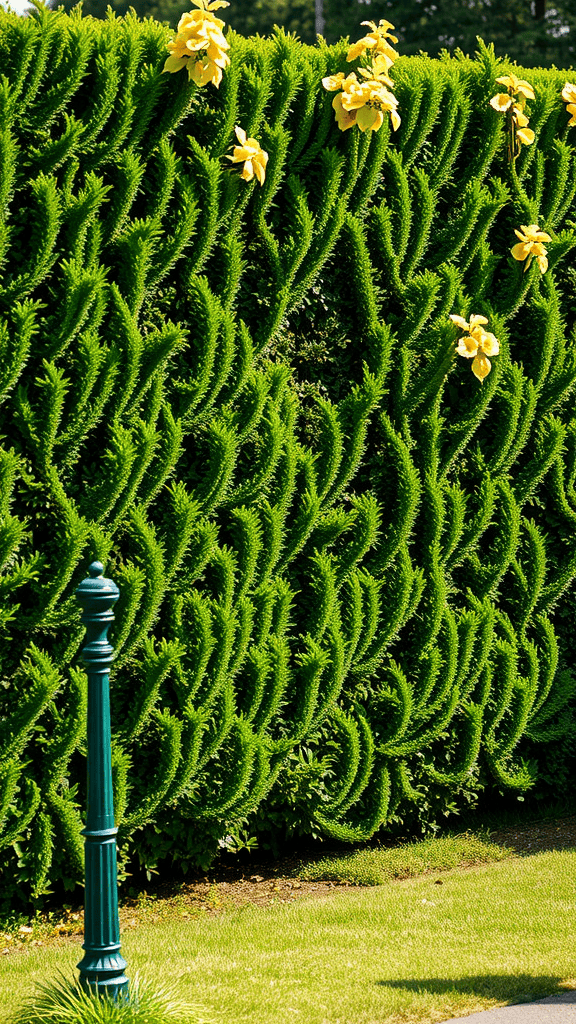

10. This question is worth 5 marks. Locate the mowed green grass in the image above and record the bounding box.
[1,850,575,1024]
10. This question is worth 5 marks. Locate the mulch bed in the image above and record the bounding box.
[486,813,576,856]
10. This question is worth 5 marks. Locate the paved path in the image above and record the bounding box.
[445,990,576,1022]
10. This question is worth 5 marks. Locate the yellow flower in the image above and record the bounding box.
[372,52,395,76]
[358,54,394,88]
[516,127,535,145]
[189,55,226,87]
[347,19,399,64]
[326,18,402,133]
[561,82,576,126]
[450,313,500,383]
[226,126,268,185]
[489,93,515,112]
[510,224,551,274]
[343,76,400,131]
[489,74,535,156]
[495,74,535,100]
[163,3,230,87]
[324,67,400,133]
[513,106,529,126]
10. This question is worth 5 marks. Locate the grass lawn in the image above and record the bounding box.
[1,849,574,1024]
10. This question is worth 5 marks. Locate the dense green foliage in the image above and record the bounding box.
[0,3,575,907]
[50,0,576,67]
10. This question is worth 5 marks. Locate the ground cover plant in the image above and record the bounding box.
[0,847,575,1023]
[298,830,510,885]
[0,0,576,909]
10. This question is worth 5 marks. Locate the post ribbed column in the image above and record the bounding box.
[75,561,128,1000]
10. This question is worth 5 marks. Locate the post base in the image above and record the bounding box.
[78,948,129,1000]
[78,970,130,1002]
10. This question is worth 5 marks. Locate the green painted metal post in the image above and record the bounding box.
[75,561,129,1000]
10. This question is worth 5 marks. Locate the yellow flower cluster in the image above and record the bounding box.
[323,62,401,133]
[490,73,535,158]
[162,0,230,88]
[346,18,399,67]
[323,22,400,134]
[451,314,500,383]
[562,82,576,126]
[511,224,551,274]
[226,126,268,185]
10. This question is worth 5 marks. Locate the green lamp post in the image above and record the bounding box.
[75,561,129,1001]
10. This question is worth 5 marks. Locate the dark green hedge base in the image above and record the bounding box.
[0,4,575,907]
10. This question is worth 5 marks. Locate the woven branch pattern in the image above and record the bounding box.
[0,10,575,899]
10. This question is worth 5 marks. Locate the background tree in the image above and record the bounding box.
[51,0,576,67]
[379,0,576,67]
[52,0,315,40]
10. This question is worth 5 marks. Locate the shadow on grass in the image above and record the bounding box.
[374,974,575,1002]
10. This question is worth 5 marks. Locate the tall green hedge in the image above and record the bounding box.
[0,3,575,906]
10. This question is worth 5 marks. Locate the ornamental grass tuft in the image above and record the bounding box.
[8,973,207,1024]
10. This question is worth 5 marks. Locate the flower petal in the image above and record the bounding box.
[390,108,401,131]
[513,106,529,128]
[322,72,345,91]
[480,332,499,356]
[450,314,469,330]
[240,159,254,181]
[516,80,535,99]
[456,335,479,358]
[341,90,369,111]
[163,53,187,73]
[188,60,207,84]
[356,104,380,131]
[472,353,492,382]
[231,146,252,161]
[511,242,531,261]
[347,41,366,61]
[253,158,266,186]
[332,92,357,130]
[517,127,535,145]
